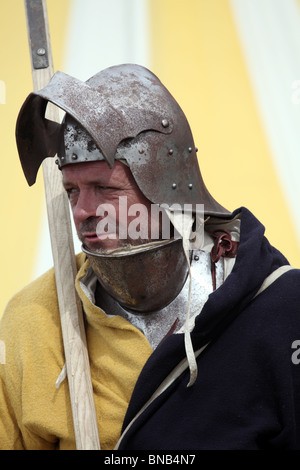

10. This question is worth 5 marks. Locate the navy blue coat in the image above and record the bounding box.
[117,208,300,450]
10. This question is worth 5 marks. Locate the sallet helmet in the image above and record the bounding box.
[16,63,229,217]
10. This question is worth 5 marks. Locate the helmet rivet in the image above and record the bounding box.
[161,119,169,128]
[72,153,78,160]
[188,183,193,189]
[37,48,46,56]
[195,147,198,152]
[188,147,193,153]
[172,183,177,189]
[169,149,174,155]
[194,255,199,261]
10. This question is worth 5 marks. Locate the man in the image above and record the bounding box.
[1,64,300,450]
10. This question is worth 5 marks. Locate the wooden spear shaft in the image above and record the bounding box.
[24,0,100,450]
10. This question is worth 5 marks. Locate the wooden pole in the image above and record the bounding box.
[24,0,100,450]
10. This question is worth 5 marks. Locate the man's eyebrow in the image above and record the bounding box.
[62,179,117,189]
[62,179,76,189]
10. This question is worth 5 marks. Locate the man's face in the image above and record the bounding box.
[62,160,161,252]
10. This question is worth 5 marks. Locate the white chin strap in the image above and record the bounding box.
[165,209,204,387]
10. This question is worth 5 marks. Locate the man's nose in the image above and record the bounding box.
[72,190,99,223]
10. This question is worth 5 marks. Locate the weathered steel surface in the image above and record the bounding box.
[24,0,49,69]
[83,238,189,312]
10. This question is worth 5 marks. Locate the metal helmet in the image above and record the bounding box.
[16,63,229,217]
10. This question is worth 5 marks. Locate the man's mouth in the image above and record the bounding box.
[82,232,99,242]
[82,231,116,244]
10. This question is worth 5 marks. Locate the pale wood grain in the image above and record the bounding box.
[24,0,100,449]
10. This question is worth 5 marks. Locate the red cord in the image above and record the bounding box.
[210,230,239,290]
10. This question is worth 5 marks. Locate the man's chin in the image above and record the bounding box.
[82,237,120,253]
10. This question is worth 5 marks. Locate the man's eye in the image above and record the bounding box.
[103,186,125,191]
[66,188,78,198]
[97,186,121,192]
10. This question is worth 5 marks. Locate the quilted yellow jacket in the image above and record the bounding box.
[0,253,152,450]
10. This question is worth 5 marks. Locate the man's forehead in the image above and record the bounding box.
[62,160,132,183]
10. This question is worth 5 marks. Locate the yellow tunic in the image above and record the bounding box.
[0,253,153,450]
